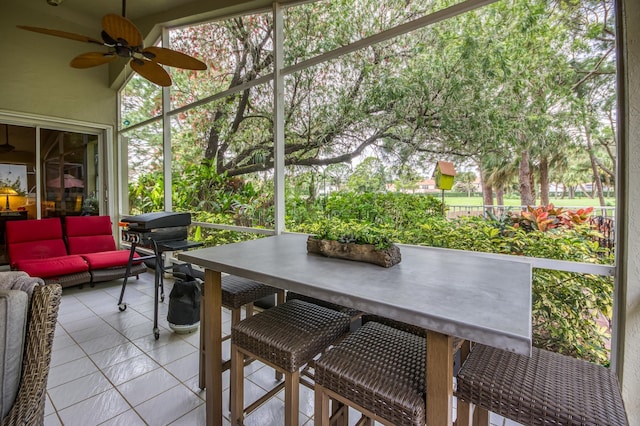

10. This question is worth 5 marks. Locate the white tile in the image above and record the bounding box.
[102,353,160,386]
[246,363,283,391]
[183,373,208,399]
[57,307,96,325]
[131,331,183,352]
[135,384,204,425]
[79,332,130,355]
[51,334,76,352]
[48,356,97,388]
[57,389,130,426]
[105,312,151,332]
[169,403,207,426]
[68,323,118,343]
[117,368,180,406]
[163,351,200,382]
[50,343,86,368]
[180,328,201,347]
[60,315,108,334]
[241,393,310,426]
[90,342,144,369]
[99,409,146,426]
[53,325,69,339]
[146,339,198,366]
[222,379,274,417]
[48,371,113,409]
[44,393,54,416]
[118,322,157,340]
[44,413,63,426]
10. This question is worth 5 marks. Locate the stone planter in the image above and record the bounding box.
[306,236,401,268]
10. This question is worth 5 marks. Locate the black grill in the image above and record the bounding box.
[117,211,202,340]
[120,212,191,246]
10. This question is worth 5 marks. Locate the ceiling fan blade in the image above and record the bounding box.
[130,59,172,87]
[70,52,117,69]
[17,25,103,45]
[141,47,207,70]
[102,14,143,48]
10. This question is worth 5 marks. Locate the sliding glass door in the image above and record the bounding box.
[0,122,104,220]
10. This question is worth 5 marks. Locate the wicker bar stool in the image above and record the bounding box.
[286,291,362,320]
[314,320,428,426]
[198,274,284,388]
[230,299,351,426]
[313,314,465,425]
[455,344,629,426]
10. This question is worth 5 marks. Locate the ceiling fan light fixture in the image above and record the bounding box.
[19,0,208,87]
[0,125,15,154]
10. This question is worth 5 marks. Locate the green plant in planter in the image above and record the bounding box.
[308,218,395,250]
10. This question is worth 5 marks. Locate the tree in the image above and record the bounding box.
[346,157,388,193]
[453,171,477,196]
[393,165,422,193]
[121,0,616,214]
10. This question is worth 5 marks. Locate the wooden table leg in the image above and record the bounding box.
[456,340,472,426]
[426,330,453,425]
[204,269,223,424]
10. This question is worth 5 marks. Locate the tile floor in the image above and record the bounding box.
[44,271,519,426]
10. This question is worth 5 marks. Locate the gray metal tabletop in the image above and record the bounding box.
[179,232,532,354]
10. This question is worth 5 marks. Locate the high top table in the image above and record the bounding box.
[178,233,532,425]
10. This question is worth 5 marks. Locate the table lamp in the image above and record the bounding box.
[0,186,18,210]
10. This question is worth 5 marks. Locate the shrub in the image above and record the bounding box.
[305,218,395,250]
[406,216,612,365]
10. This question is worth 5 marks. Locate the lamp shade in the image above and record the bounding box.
[0,187,18,196]
[0,186,18,210]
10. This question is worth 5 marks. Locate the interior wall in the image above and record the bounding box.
[619,0,640,423]
[0,3,117,127]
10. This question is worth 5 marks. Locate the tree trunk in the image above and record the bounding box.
[496,185,504,206]
[539,156,550,206]
[518,150,535,206]
[579,183,594,199]
[496,185,505,215]
[480,168,494,215]
[585,126,606,206]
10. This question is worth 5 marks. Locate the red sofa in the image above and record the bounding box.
[64,216,147,284]
[6,216,146,288]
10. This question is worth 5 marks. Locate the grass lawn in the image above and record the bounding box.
[444,196,616,208]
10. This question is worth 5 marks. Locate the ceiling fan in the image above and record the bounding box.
[17,0,207,87]
[0,124,16,154]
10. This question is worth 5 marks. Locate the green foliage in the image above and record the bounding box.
[511,204,594,232]
[400,215,613,365]
[306,218,395,250]
[128,171,164,213]
[322,191,443,226]
[129,161,274,227]
[190,221,266,247]
[346,157,388,193]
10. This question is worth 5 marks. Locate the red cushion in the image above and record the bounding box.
[65,216,113,237]
[67,235,117,255]
[6,218,63,244]
[14,255,89,278]
[65,216,118,254]
[8,240,69,263]
[80,250,142,269]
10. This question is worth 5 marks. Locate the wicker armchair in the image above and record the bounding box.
[1,284,62,426]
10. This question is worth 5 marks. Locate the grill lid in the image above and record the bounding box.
[121,212,192,230]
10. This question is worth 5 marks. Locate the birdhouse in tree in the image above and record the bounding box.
[433,161,457,190]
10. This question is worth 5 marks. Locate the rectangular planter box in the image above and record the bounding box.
[306,236,401,268]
